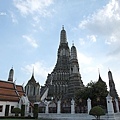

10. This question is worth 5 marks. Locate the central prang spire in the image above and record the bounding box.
[60,25,67,44]
[41,27,84,100]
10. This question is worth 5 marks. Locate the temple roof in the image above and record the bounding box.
[16,85,25,97]
[0,80,25,102]
[26,73,40,87]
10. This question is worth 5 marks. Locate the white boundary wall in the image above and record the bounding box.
[0,101,18,116]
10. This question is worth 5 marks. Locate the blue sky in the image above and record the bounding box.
[0,0,120,96]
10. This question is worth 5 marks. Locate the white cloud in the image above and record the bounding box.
[87,35,97,42]
[77,51,104,80]
[79,0,120,45]
[9,11,18,23]
[22,61,53,85]
[13,0,54,17]
[33,16,40,23]
[78,35,96,46]
[79,38,85,45]
[77,52,92,65]
[22,35,38,48]
[105,34,117,45]
[83,64,104,74]
[0,12,7,16]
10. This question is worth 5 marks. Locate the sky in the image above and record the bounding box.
[0,0,120,96]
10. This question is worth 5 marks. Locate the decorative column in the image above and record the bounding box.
[57,100,61,114]
[115,98,119,113]
[106,93,115,119]
[71,99,75,114]
[26,103,29,113]
[87,98,91,114]
[45,101,49,114]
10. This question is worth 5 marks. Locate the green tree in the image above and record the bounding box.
[92,77,108,107]
[75,78,108,108]
[12,107,21,116]
[75,81,95,105]
[89,106,105,120]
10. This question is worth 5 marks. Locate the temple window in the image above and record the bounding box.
[0,106,3,112]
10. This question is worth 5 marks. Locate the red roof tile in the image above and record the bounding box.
[0,95,19,102]
[16,85,25,97]
[0,81,14,89]
[0,80,24,102]
[0,88,17,96]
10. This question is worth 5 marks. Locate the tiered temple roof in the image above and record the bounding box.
[0,80,25,102]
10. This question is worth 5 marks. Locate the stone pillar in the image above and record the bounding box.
[71,99,75,114]
[26,102,30,113]
[106,93,115,119]
[115,98,119,113]
[87,98,91,114]
[45,101,49,114]
[57,100,61,114]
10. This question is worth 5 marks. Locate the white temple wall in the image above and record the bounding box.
[0,101,18,116]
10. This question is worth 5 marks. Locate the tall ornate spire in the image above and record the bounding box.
[108,70,113,81]
[57,26,70,58]
[68,43,84,98]
[41,27,84,100]
[60,25,67,44]
[108,70,118,99]
[71,43,77,60]
[8,67,14,82]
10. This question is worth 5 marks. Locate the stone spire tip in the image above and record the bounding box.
[72,40,74,46]
[98,68,100,75]
[32,66,34,77]
[62,25,64,30]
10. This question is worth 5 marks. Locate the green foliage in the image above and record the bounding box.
[75,79,108,107]
[12,107,21,116]
[21,105,25,117]
[33,104,38,119]
[89,106,105,120]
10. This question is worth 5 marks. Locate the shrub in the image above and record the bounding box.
[12,107,21,116]
[28,114,31,118]
[89,106,105,120]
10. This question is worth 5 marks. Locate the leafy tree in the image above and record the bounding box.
[12,107,21,116]
[75,81,95,105]
[92,77,108,107]
[89,106,105,120]
[75,77,108,108]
